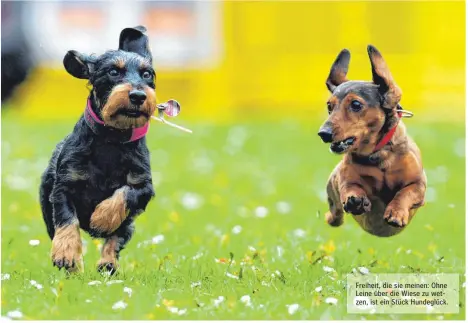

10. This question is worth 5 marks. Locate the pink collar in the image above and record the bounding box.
[84,98,149,143]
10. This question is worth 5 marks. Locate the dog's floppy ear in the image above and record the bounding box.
[63,50,95,79]
[119,26,152,62]
[367,45,402,109]
[326,49,350,93]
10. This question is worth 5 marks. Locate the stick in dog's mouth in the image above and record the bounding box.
[151,99,193,134]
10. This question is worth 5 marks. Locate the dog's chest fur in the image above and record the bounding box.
[59,117,150,229]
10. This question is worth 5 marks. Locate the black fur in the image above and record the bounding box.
[40,26,156,272]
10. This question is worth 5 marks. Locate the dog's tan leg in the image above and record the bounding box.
[384,181,426,227]
[338,166,372,216]
[325,170,344,226]
[90,187,129,234]
[97,236,119,274]
[51,220,83,273]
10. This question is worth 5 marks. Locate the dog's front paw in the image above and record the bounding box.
[97,260,119,275]
[90,188,128,234]
[384,205,409,227]
[51,224,83,273]
[325,210,344,227]
[343,195,371,215]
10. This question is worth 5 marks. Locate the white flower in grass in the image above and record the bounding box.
[323,266,335,273]
[181,192,204,210]
[325,297,338,305]
[177,308,187,315]
[88,281,102,286]
[123,287,132,297]
[192,252,203,260]
[358,267,370,275]
[30,280,43,290]
[1,274,10,281]
[315,286,323,292]
[151,234,164,244]
[106,280,124,285]
[85,299,92,303]
[213,296,225,307]
[254,206,268,218]
[6,310,23,319]
[112,300,127,310]
[248,246,257,252]
[232,225,242,234]
[276,246,284,258]
[167,307,178,314]
[191,281,201,288]
[287,303,299,315]
[225,272,239,280]
[240,295,252,307]
[293,229,306,238]
[29,240,40,246]
[276,201,291,214]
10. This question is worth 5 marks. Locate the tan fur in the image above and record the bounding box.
[115,58,125,69]
[97,236,119,270]
[326,123,426,236]
[101,83,156,129]
[323,46,426,237]
[90,187,129,234]
[51,221,83,272]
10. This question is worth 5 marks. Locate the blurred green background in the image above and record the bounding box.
[1,0,465,320]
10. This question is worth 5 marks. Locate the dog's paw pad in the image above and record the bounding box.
[343,196,371,215]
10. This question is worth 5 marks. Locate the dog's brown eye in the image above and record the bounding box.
[109,69,119,77]
[327,102,332,114]
[142,71,152,79]
[350,100,363,112]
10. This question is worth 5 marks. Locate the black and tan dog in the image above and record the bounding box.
[318,45,426,237]
[40,26,156,273]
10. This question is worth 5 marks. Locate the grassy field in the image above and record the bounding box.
[1,113,465,320]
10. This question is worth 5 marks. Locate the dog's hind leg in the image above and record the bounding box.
[40,169,56,239]
[40,140,66,240]
[325,170,344,227]
[97,219,135,274]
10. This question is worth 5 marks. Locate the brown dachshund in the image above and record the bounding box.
[318,45,426,237]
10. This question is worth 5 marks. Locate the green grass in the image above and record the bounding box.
[1,113,465,320]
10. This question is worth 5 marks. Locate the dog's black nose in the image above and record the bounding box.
[318,128,333,143]
[129,90,147,105]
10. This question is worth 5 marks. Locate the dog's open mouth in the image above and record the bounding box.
[330,137,356,154]
[116,109,148,118]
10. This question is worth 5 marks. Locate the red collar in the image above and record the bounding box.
[373,111,402,152]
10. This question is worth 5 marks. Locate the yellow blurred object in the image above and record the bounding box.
[12,1,464,122]
[319,240,336,254]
